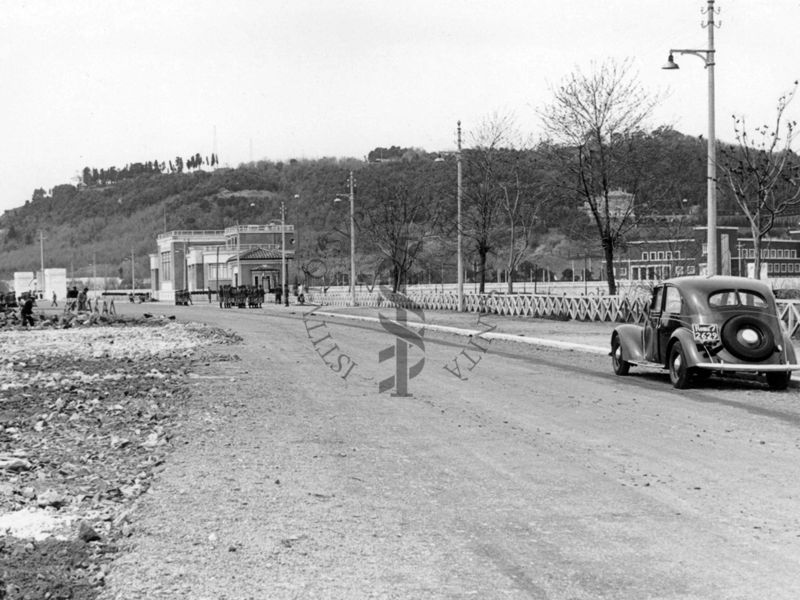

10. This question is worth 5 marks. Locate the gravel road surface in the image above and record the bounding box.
[97,303,800,599]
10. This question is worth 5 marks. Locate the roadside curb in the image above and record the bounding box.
[309,310,609,356]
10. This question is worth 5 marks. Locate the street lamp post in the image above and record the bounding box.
[663,0,718,275]
[334,172,357,307]
[280,194,298,307]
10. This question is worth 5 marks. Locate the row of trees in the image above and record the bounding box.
[335,60,800,294]
[81,153,220,186]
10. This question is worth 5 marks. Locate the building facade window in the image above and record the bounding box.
[160,252,172,281]
[205,262,231,282]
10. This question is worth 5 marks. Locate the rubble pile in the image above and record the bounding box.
[0,309,120,330]
[0,317,240,599]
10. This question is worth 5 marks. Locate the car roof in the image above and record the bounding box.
[661,275,775,299]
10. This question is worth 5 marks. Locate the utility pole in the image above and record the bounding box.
[349,172,356,307]
[456,121,464,312]
[39,230,45,295]
[281,200,289,306]
[131,247,135,292]
[236,226,241,287]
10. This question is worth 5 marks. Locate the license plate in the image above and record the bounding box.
[692,323,719,343]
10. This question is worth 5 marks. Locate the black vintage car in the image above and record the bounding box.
[611,276,800,390]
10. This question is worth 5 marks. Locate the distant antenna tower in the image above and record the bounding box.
[213,125,218,168]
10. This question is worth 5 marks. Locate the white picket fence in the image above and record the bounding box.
[304,290,800,337]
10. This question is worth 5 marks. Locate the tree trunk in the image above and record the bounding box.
[751,230,762,279]
[602,237,617,295]
[478,250,488,294]
[507,268,514,294]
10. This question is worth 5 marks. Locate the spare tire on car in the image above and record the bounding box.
[720,315,774,361]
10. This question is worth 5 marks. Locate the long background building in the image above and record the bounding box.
[151,222,294,302]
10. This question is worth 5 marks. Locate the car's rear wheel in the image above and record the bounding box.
[766,371,791,391]
[668,341,692,389]
[611,336,630,376]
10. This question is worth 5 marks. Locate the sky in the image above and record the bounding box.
[1,0,799,214]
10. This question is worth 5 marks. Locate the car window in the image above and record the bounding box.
[650,287,664,312]
[708,289,767,308]
[664,286,683,314]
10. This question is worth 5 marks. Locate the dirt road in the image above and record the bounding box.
[101,304,800,599]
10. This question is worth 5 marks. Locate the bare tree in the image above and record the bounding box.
[539,58,660,294]
[357,163,446,292]
[497,152,549,293]
[720,82,800,278]
[462,113,522,292]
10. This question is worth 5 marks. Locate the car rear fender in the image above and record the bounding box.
[612,325,645,362]
[666,328,705,369]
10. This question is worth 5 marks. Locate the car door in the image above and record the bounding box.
[643,286,664,361]
[658,285,684,359]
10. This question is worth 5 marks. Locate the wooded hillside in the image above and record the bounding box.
[0,129,762,289]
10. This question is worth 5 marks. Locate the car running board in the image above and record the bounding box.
[628,360,666,369]
[693,362,800,372]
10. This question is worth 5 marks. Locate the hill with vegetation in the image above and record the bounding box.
[0,128,766,290]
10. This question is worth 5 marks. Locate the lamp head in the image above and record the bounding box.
[662,53,680,70]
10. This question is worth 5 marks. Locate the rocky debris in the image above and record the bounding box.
[35,489,65,509]
[78,521,102,543]
[0,455,31,471]
[0,318,241,599]
[0,536,111,600]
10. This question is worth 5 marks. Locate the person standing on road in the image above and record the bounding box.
[66,286,78,312]
[20,296,35,327]
[51,291,58,307]
[77,288,88,312]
